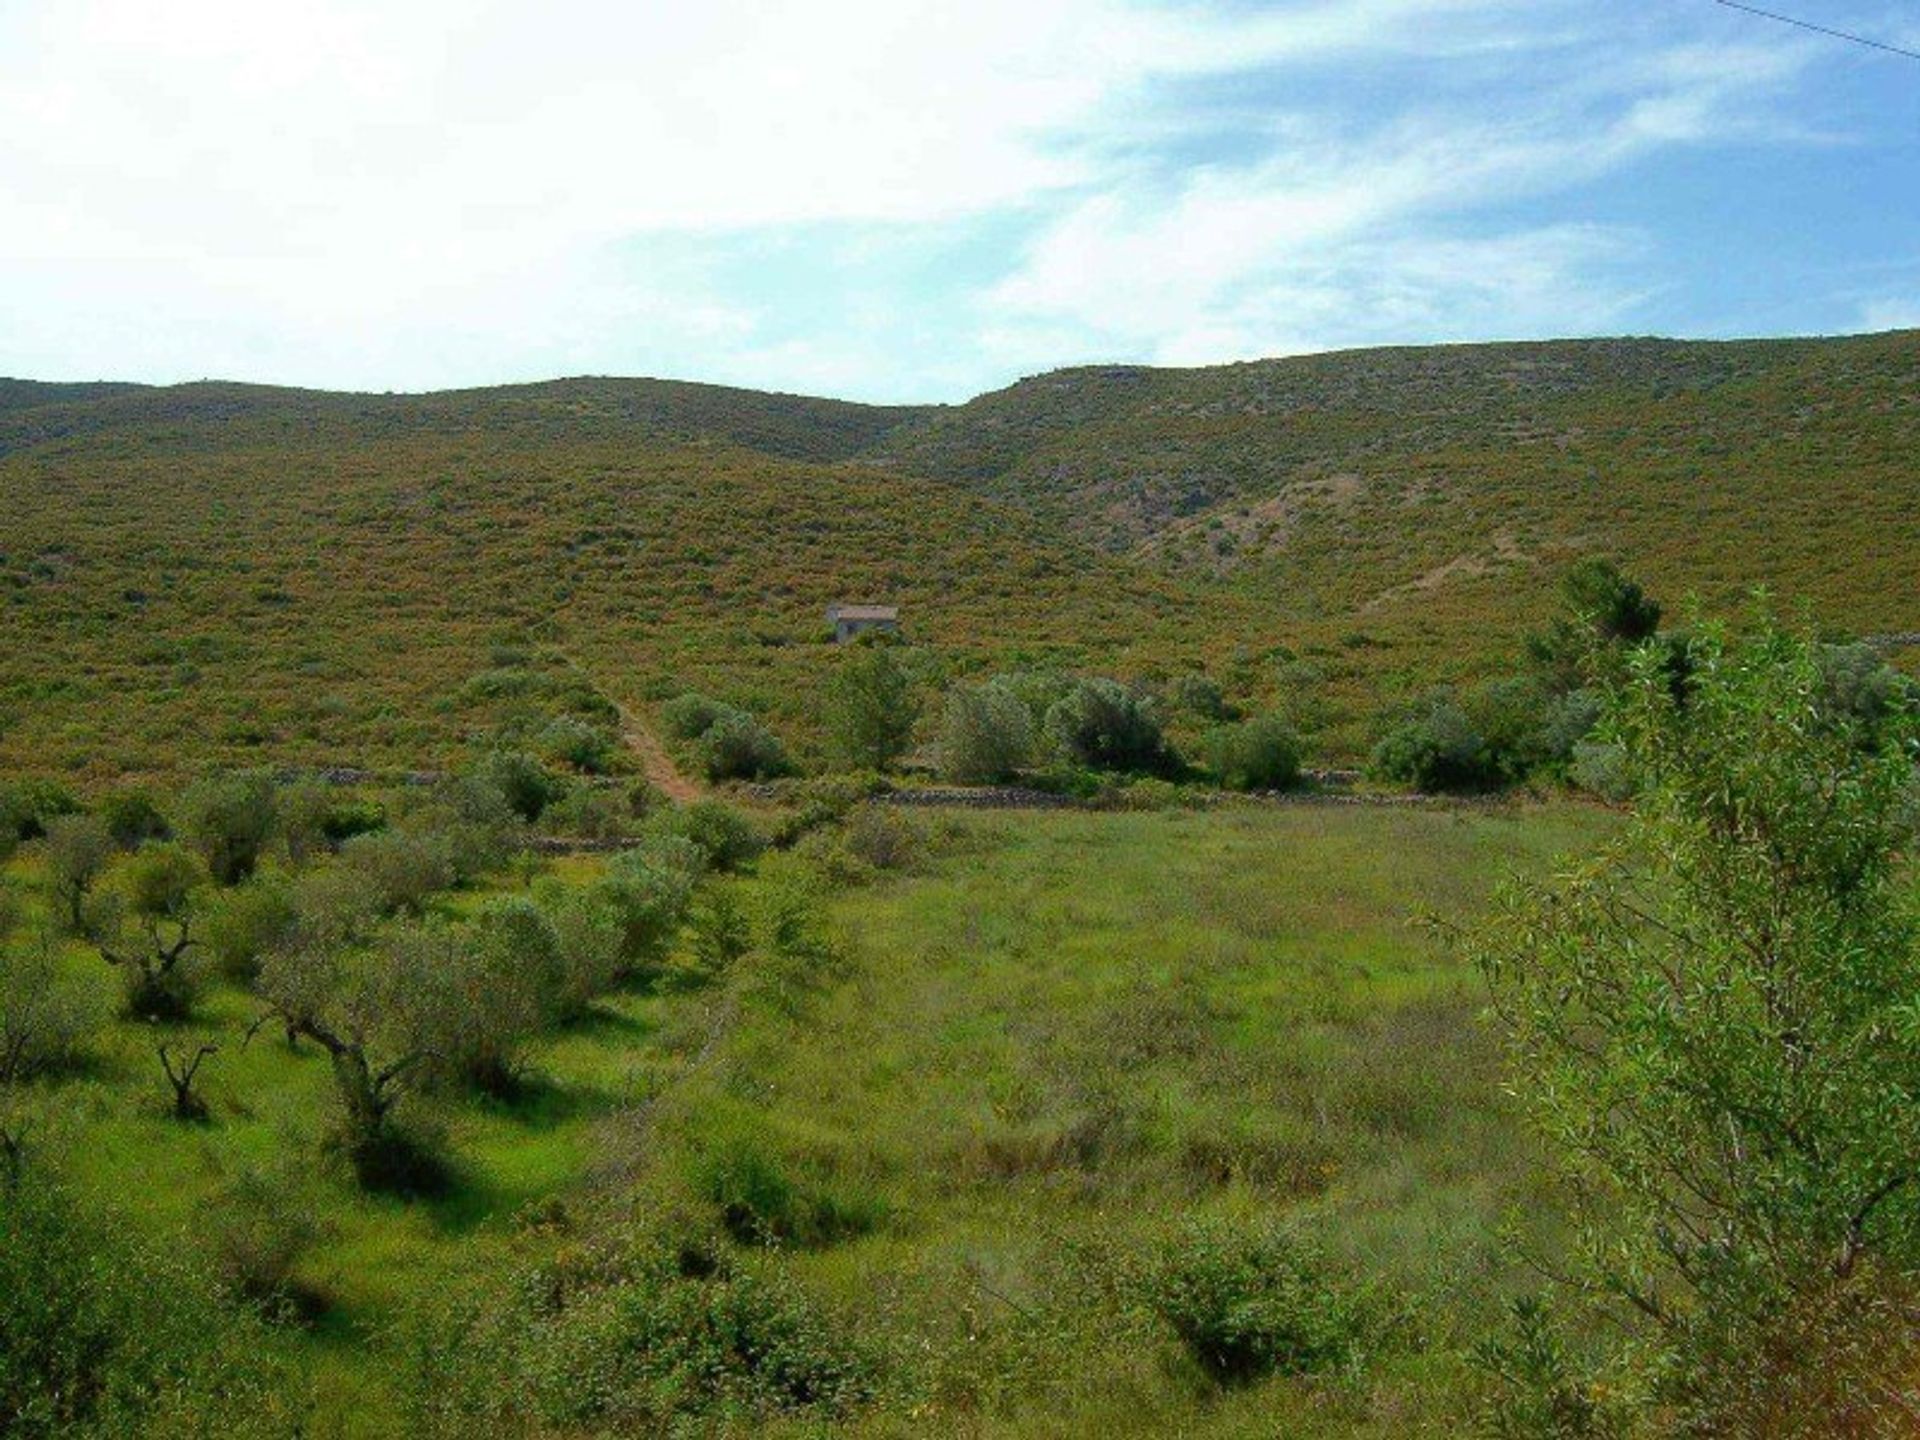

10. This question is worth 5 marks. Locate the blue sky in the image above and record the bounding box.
[2,0,1917,401]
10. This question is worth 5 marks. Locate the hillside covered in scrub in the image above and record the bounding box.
[3,329,1917,781]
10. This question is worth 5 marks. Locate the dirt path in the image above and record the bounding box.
[555,650,703,804]
[618,700,703,804]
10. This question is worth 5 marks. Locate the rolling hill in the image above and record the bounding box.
[4,330,1917,781]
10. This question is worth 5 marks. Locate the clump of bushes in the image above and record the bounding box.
[1043,678,1175,776]
[1143,1222,1389,1385]
[659,692,795,781]
[413,1237,876,1432]
[174,770,278,884]
[0,918,101,1084]
[693,1124,886,1248]
[1203,714,1303,792]
[939,680,1034,783]
[649,802,764,873]
[0,1179,302,1437]
[697,712,794,782]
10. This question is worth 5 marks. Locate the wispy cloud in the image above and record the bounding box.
[0,0,1903,396]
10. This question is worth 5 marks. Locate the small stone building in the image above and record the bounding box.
[827,603,900,644]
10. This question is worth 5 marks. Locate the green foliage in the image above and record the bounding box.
[415,1239,875,1431]
[0,1180,298,1438]
[1167,672,1232,722]
[1143,1221,1387,1385]
[174,770,277,884]
[697,710,794,782]
[1203,713,1303,792]
[1474,1298,1629,1440]
[200,875,297,983]
[468,750,568,822]
[1043,678,1175,775]
[338,829,457,916]
[537,716,617,775]
[1528,558,1663,687]
[687,888,752,979]
[0,937,101,1085]
[659,691,734,741]
[0,779,79,842]
[534,881,625,1017]
[1817,640,1920,751]
[97,788,170,849]
[1474,617,1920,1432]
[42,813,113,932]
[695,1125,886,1247]
[651,801,765,872]
[594,835,703,979]
[826,646,920,772]
[938,678,1034,783]
[1371,694,1501,792]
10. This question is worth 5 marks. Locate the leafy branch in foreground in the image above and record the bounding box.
[1472,615,1920,1436]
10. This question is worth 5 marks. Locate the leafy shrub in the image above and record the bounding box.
[1043,678,1175,775]
[469,750,568,822]
[939,680,1034,783]
[1475,1297,1629,1440]
[594,836,703,979]
[1145,1222,1384,1384]
[0,937,101,1084]
[1168,672,1231,722]
[339,830,456,916]
[1817,641,1919,750]
[210,1169,330,1323]
[201,876,298,983]
[1370,695,1501,792]
[538,717,617,775]
[538,784,637,840]
[1203,714,1303,791]
[659,692,735,741]
[837,804,927,874]
[91,844,210,1020]
[397,778,522,883]
[697,712,794,782]
[535,883,625,1017]
[175,771,278,884]
[97,789,170,849]
[826,647,920,771]
[0,1180,299,1437]
[42,814,114,933]
[0,780,80,843]
[694,1127,885,1248]
[651,802,764,872]
[686,889,753,980]
[416,1241,875,1431]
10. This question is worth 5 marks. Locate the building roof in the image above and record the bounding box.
[827,604,899,622]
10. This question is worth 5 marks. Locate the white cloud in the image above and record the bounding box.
[985,24,1815,369]
[0,0,1868,395]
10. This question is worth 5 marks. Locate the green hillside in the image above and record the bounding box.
[876,330,1920,661]
[4,330,1917,781]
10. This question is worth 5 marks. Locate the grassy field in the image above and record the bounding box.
[8,800,1615,1436]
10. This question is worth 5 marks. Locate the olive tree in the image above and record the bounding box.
[255,931,450,1191]
[42,814,114,934]
[1473,619,1920,1432]
[175,771,279,885]
[88,844,210,1020]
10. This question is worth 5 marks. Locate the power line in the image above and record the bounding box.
[1710,0,1920,62]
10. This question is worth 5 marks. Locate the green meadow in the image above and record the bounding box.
[6,801,1612,1436]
